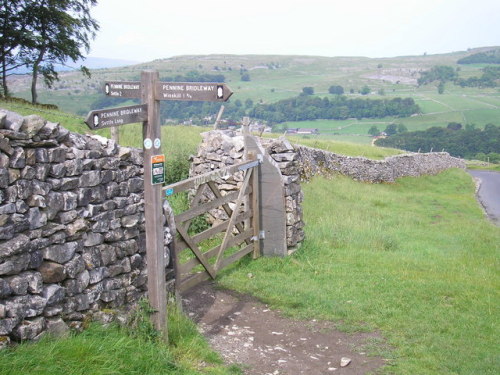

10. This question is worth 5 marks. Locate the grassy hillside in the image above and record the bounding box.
[7,48,500,144]
[218,169,500,374]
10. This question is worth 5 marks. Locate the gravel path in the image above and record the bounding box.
[182,282,387,375]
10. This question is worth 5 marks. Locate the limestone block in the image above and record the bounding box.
[42,241,79,264]
[39,261,66,283]
[0,234,30,259]
[45,318,69,338]
[64,254,85,279]
[20,115,45,136]
[42,284,66,306]
[0,253,30,276]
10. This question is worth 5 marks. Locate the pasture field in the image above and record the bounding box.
[264,133,402,159]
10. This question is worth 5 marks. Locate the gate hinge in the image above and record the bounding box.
[251,231,266,242]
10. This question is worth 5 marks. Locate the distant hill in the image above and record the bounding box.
[7,47,500,140]
[10,56,139,74]
[457,48,500,64]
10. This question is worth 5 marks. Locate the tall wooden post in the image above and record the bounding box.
[141,70,167,339]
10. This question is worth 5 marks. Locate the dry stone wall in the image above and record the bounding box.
[294,144,466,183]
[0,109,172,344]
[189,131,305,249]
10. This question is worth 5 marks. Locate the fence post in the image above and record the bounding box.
[244,134,287,257]
[141,70,167,340]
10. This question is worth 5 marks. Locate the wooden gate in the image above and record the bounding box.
[163,157,262,292]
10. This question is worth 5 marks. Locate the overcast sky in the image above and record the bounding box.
[87,0,500,62]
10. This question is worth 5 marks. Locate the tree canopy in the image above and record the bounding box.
[249,95,420,123]
[417,65,458,86]
[0,0,99,102]
[457,49,500,64]
[375,123,500,159]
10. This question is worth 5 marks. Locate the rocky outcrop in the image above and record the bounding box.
[0,109,172,342]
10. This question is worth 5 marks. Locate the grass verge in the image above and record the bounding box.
[0,303,241,375]
[218,169,500,374]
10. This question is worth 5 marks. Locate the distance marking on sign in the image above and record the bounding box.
[104,81,141,98]
[156,82,233,102]
[84,104,148,130]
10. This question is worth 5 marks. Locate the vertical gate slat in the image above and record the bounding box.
[251,155,262,259]
[214,169,253,271]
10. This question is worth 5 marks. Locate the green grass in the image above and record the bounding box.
[0,305,241,375]
[0,98,90,134]
[466,160,500,171]
[283,136,402,159]
[217,169,500,374]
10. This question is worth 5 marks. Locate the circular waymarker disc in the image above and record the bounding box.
[143,138,153,149]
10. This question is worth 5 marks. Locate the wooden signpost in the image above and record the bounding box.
[156,82,233,101]
[84,104,147,130]
[85,71,233,339]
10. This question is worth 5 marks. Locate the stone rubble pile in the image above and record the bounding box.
[0,110,172,343]
[190,131,246,225]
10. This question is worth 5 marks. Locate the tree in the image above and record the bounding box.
[384,123,398,136]
[447,122,462,131]
[418,65,457,86]
[360,85,371,95]
[328,85,344,95]
[302,86,314,95]
[397,124,408,133]
[368,125,380,136]
[0,0,30,97]
[19,0,99,103]
[437,81,445,94]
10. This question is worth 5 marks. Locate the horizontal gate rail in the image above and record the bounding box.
[163,159,259,195]
[175,186,251,223]
[179,228,254,275]
[176,210,253,253]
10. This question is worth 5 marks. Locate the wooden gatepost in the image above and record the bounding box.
[242,121,287,257]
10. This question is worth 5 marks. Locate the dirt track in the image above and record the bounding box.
[183,282,387,375]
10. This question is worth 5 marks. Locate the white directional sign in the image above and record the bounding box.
[103,80,233,102]
[104,81,141,98]
[84,104,148,130]
[156,82,233,102]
